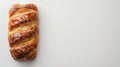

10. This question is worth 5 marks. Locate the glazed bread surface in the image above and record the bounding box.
[8,4,39,61]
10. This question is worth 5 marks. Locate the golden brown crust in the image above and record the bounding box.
[8,4,38,61]
[9,4,37,17]
[10,38,38,60]
[9,27,38,47]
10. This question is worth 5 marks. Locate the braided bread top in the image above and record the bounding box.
[8,4,39,61]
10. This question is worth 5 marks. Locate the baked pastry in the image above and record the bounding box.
[8,4,39,61]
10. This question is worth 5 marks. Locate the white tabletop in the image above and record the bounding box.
[0,0,120,67]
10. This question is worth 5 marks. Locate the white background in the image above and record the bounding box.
[0,0,120,67]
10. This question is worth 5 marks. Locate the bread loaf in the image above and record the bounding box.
[8,4,39,61]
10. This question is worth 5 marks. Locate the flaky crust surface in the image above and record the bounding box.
[8,4,39,61]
